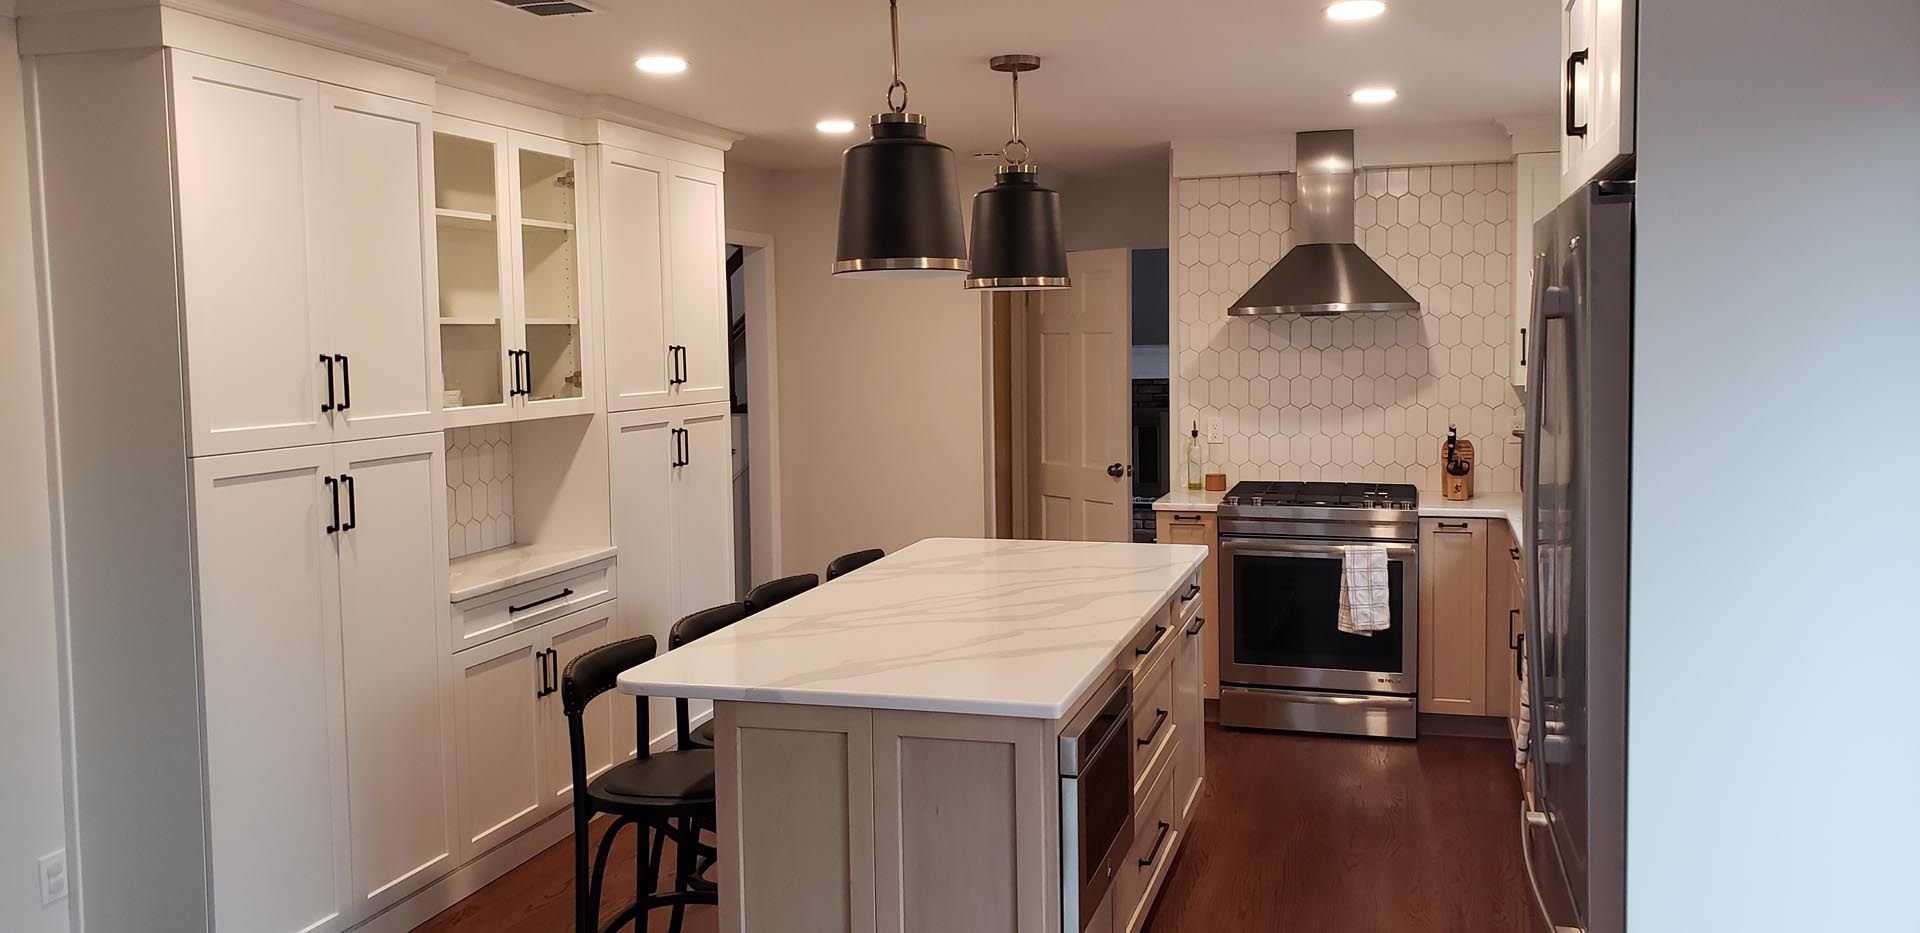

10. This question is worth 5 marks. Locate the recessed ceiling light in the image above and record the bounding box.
[635,55,688,75]
[1351,86,1397,104]
[816,118,857,135]
[1326,0,1387,21]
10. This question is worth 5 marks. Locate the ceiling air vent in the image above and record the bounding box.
[492,0,597,15]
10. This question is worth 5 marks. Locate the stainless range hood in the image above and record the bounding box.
[1227,130,1419,316]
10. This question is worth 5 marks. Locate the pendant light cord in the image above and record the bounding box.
[886,0,908,113]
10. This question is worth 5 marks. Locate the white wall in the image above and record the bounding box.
[0,15,73,933]
[1629,1,1920,929]
[726,161,995,579]
[1058,154,1170,252]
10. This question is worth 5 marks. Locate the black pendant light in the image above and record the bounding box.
[965,54,1069,291]
[832,0,968,277]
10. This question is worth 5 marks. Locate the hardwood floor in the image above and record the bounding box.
[420,724,1530,933]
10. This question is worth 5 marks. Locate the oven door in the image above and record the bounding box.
[1219,537,1419,695]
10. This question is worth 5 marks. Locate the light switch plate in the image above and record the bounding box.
[38,849,66,905]
[1205,416,1225,444]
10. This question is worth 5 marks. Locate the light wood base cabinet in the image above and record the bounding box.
[1155,510,1220,700]
[1418,518,1490,715]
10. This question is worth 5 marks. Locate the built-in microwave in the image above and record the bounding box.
[1058,669,1133,932]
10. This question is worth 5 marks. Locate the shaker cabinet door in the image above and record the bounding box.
[666,163,730,405]
[673,405,738,616]
[453,626,546,861]
[172,51,333,456]
[539,603,620,814]
[608,409,686,749]
[319,87,443,442]
[599,147,675,411]
[335,435,456,914]
[192,445,352,933]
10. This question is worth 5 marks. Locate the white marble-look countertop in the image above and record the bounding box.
[1151,488,1226,512]
[449,542,617,603]
[618,537,1208,719]
[1417,490,1525,541]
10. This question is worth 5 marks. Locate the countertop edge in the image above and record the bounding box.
[449,544,619,603]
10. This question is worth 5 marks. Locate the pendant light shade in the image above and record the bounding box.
[965,54,1069,291]
[966,165,1068,289]
[834,114,969,276]
[832,0,969,277]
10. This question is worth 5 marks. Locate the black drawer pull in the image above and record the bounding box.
[1180,582,1202,602]
[1171,513,1204,522]
[1435,521,1471,531]
[334,354,351,411]
[320,354,336,413]
[323,476,339,534]
[1137,708,1168,747]
[339,474,356,531]
[1134,625,1168,657]
[1508,608,1521,648]
[1510,545,1521,560]
[1515,632,1526,681]
[510,588,574,614]
[1185,615,1206,637]
[1565,48,1590,137]
[1139,820,1172,868]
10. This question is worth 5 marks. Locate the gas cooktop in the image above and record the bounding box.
[1222,481,1419,511]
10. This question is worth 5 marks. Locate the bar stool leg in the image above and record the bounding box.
[574,805,594,933]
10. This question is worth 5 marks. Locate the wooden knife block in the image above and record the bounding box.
[1440,438,1475,501]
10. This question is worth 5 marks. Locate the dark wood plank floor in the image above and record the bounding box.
[420,724,1529,933]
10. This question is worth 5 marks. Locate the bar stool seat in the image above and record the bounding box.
[590,749,716,809]
[688,721,716,748]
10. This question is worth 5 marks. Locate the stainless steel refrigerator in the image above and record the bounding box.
[1520,180,1631,933]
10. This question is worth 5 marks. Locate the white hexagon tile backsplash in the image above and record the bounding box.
[445,425,515,559]
[1172,163,1522,491]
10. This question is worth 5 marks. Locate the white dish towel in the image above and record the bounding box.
[1337,545,1393,636]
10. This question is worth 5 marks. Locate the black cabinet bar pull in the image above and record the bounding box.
[339,474,356,531]
[509,588,574,615]
[1565,49,1589,137]
[320,355,336,413]
[1435,521,1471,531]
[1185,615,1206,637]
[1519,327,1528,367]
[1139,821,1172,868]
[323,476,339,534]
[680,427,690,467]
[520,350,533,399]
[1510,545,1522,560]
[536,648,551,698]
[1135,625,1168,657]
[1508,608,1520,648]
[1181,582,1202,602]
[547,648,559,695]
[1516,632,1526,681]
[1137,708,1168,747]
[507,350,520,397]
[334,354,351,411]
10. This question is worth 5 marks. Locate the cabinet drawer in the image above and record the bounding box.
[1115,741,1181,933]
[1132,653,1176,797]
[1173,569,1204,629]
[1128,605,1177,680]
[450,558,615,652]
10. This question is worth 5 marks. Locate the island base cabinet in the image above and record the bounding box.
[454,600,620,864]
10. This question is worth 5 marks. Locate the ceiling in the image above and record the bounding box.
[288,0,1559,172]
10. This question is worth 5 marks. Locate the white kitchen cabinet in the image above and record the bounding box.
[1511,151,1560,390]
[172,52,442,457]
[192,444,353,933]
[609,402,736,748]
[598,148,730,412]
[1173,601,1206,829]
[335,434,456,916]
[1560,0,1635,196]
[193,434,454,931]
[434,120,596,426]
[453,600,622,863]
[173,52,333,456]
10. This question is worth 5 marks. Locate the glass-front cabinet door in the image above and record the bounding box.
[508,132,591,417]
[432,117,514,426]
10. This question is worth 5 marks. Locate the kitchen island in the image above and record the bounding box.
[619,537,1210,933]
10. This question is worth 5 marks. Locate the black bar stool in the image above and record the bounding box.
[744,573,819,613]
[561,636,718,933]
[825,548,885,580]
[667,602,751,750]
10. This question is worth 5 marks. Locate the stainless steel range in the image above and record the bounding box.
[1216,481,1421,739]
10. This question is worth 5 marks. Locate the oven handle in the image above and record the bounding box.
[1221,537,1417,561]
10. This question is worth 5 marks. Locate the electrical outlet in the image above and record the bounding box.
[1205,416,1225,444]
[38,849,67,905]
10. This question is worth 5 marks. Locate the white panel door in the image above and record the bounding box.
[453,625,545,861]
[608,408,682,749]
[191,445,351,933]
[539,603,619,814]
[1027,250,1131,542]
[674,404,738,618]
[171,51,332,456]
[335,434,455,914]
[667,163,730,405]
[318,87,443,442]
[598,146,674,412]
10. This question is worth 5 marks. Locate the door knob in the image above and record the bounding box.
[1107,462,1125,478]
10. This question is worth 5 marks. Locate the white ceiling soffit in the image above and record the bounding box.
[49,0,1559,171]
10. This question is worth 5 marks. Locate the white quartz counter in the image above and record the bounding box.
[1150,488,1225,512]
[448,542,617,602]
[1418,491,1525,541]
[618,537,1208,719]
